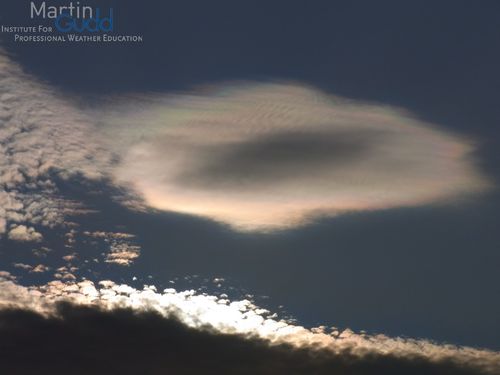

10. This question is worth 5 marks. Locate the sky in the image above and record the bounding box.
[0,1,499,374]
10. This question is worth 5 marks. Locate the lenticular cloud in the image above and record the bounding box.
[104,83,489,231]
[0,47,490,234]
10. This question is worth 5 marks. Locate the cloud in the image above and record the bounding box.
[31,264,50,273]
[83,231,135,240]
[103,83,490,231]
[12,263,32,271]
[0,271,16,281]
[0,304,495,375]
[62,254,76,262]
[0,46,496,371]
[7,224,42,242]
[83,231,140,266]
[104,242,141,266]
[0,278,497,375]
[0,49,113,241]
[0,216,6,234]
[32,246,51,258]
[0,48,491,234]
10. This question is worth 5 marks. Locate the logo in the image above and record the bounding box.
[55,9,113,33]
[1,2,143,44]
[30,2,113,33]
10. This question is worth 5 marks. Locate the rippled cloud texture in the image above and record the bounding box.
[0,48,489,234]
[103,83,489,230]
[0,49,112,241]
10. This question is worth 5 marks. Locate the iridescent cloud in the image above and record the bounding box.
[103,83,490,230]
[0,47,491,233]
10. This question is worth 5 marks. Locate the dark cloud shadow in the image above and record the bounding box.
[175,129,381,189]
[0,303,492,375]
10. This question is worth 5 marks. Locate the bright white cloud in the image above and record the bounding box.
[0,276,497,374]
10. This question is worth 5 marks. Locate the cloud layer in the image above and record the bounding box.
[0,276,498,375]
[0,304,495,375]
[105,83,489,230]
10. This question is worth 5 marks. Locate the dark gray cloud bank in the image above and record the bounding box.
[0,277,498,375]
[0,303,494,375]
